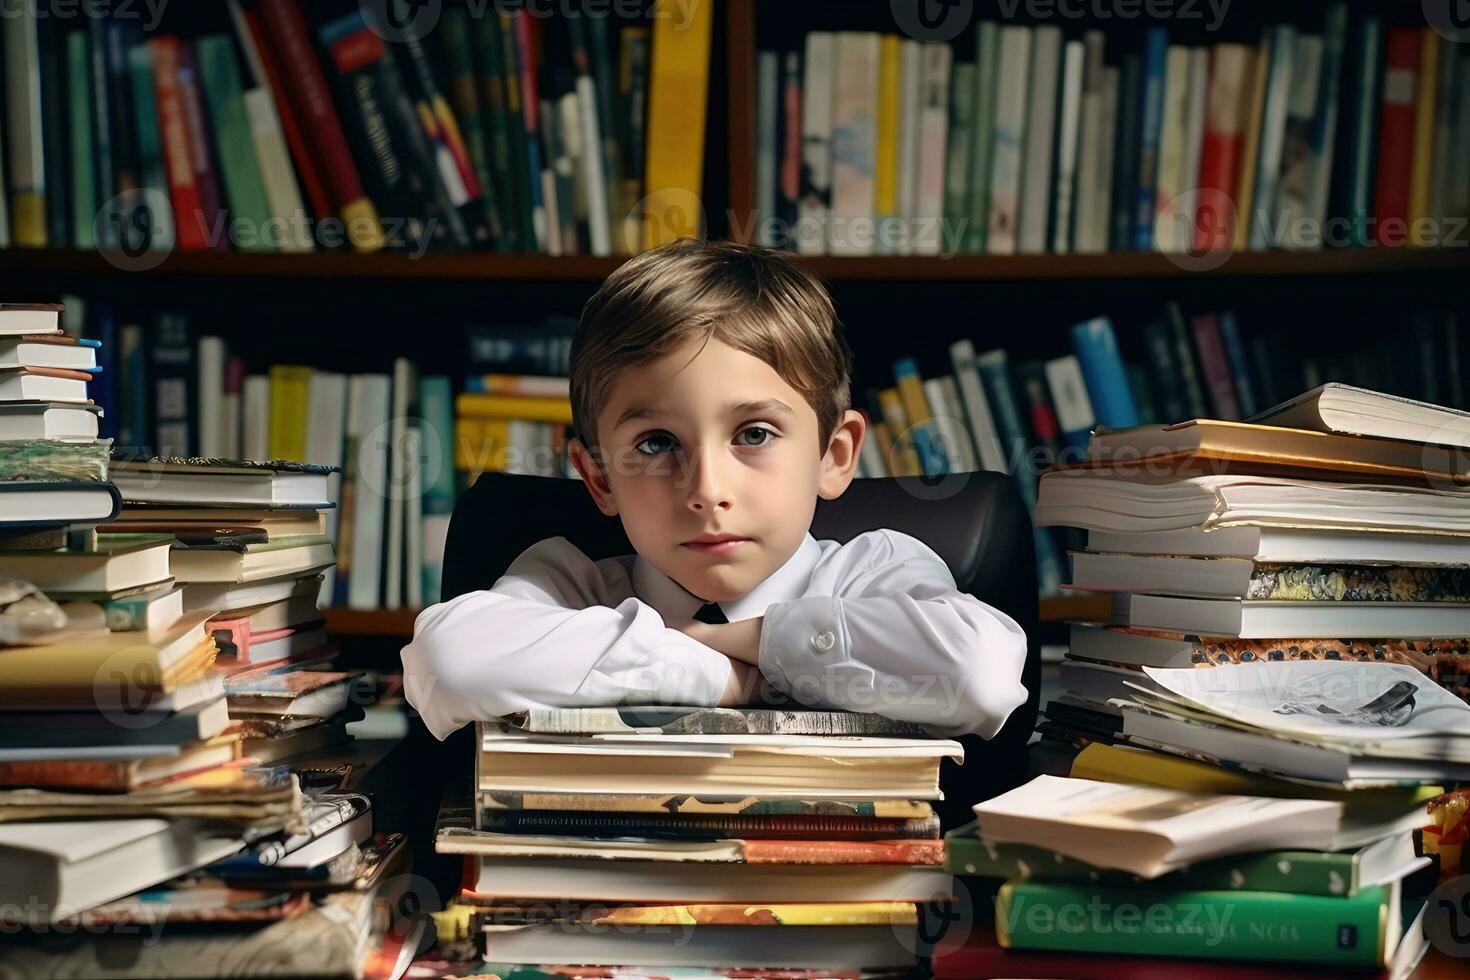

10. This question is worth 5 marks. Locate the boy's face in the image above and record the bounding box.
[569,336,865,604]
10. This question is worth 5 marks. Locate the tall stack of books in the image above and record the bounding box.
[0,362,416,973]
[436,706,961,973]
[924,383,1470,972]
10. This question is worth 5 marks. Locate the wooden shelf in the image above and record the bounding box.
[324,607,420,637]
[1,246,1463,284]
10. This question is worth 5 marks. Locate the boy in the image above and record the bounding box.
[401,239,1028,740]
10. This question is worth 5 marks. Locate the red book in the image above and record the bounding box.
[1373,28,1420,244]
[175,40,226,250]
[236,3,331,224]
[1193,44,1251,253]
[149,36,207,250]
[257,0,383,251]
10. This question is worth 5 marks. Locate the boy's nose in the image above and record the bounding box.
[685,445,733,513]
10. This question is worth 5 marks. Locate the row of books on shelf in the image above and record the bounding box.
[760,8,1470,256]
[936,375,1470,972]
[0,305,416,973]
[0,0,706,256]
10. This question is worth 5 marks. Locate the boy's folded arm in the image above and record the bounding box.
[400,537,734,740]
[757,532,1028,739]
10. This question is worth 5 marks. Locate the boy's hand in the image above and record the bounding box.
[675,616,765,666]
[718,659,772,706]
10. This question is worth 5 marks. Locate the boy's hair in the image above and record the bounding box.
[570,239,854,455]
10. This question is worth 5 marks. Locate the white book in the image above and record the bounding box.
[1087,525,1470,565]
[1018,26,1061,254]
[947,338,1007,474]
[1043,355,1093,454]
[830,33,880,256]
[1113,592,1470,639]
[347,374,391,611]
[755,50,779,246]
[0,402,99,442]
[924,376,977,473]
[796,32,834,255]
[1247,24,1297,249]
[1152,46,1192,252]
[306,371,347,607]
[221,391,240,460]
[0,373,87,403]
[404,424,424,610]
[385,358,415,610]
[896,40,924,254]
[1050,40,1085,254]
[574,75,611,256]
[227,0,311,252]
[1174,48,1209,253]
[241,375,271,462]
[858,422,888,477]
[913,43,951,257]
[196,337,227,458]
[1073,32,1108,252]
[987,26,1032,254]
[1249,381,1470,448]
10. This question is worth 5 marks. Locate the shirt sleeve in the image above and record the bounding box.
[757,529,1028,739]
[400,536,734,740]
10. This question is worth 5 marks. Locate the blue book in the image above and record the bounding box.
[1132,28,1168,252]
[1071,317,1140,429]
[1216,312,1258,418]
[975,349,1064,596]
[86,307,117,441]
[892,358,949,479]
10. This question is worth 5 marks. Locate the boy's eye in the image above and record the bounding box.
[736,425,778,447]
[633,432,677,456]
[633,426,778,456]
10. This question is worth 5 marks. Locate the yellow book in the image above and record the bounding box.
[1070,742,1441,805]
[11,194,46,247]
[876,388,922,477]
[576,902,918,927]
[267,365,312,461]
[456,417,512,477]
[1406,28,1439,244]
[1231,37,1269,252]
[454,393,572,425]
[0,612,216,697]
[640,0,713,250]
[874,36,902,230]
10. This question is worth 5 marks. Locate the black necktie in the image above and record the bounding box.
[694,602,728,624]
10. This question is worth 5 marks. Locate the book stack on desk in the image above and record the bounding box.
[0,445,419,976]
[435,707,963,974]
[1034,383,1470,737]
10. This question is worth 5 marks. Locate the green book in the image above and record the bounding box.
[966,22,999,252]
[66,31,96,249]
[195,34,275,252]
[946,827,1417,898]
[996,879,1397,969]
[442,9,503,251]
[126,43,175,251]
[417,375,455,605]
[944,62,977,249]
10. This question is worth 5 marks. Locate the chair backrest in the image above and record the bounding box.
[438,471,1040,828]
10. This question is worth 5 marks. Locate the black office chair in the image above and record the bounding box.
[400,470,1040,898]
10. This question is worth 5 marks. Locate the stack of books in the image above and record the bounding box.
[0,391,416,971]
[1035,382,1470,722]
[925,383,1470,971]
[436,706,962,973]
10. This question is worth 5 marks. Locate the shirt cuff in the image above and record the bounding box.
[758,595,863,704]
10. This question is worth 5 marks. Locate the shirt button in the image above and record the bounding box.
[810,630,835,653]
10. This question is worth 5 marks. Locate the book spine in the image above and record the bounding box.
[1044,355,1094,458]
[966,22,999,253]
[1338,18,1381,247]
[442,8,501,249]
[126,44,176,252]
[1188,313,1242,420]
[1305,3,1348,227]
[1108,54,1141,251]
[873,36,901,253]
[797,32,834,255]
[1247,25,1297,249]
[892,357,948,478]
[67,32,97,249]
[152,312,193,456]
[1018,27,1061,255]
[1406,29,1440,239]
[1069,318,1139,429]
[472,12,524,251]
[258,0,383,251]
[942,61,976,254]
[176,41,227,251]
[197,35,277,252]
[987,26,1031,254]
[4,9,47,245]
[1052,40,1085,254]
[150,37,208,250]
[1194,44,1250,253]
[1014,361,1061,459]
[1132,28,1168,251]
[996,880,1387,968]
[88,18,117,250]
[830,33,881,257]
[38,17,66,247]
[1216,312,1258,418]
[1164,302,1209,419]
[777,49,803,250]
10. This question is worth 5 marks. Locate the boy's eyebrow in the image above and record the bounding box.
[615,398,797,429]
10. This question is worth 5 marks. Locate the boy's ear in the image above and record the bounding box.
[568,436,619,516]
[818,410,866,500]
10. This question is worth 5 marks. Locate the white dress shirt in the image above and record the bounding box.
[400,528,1029,741]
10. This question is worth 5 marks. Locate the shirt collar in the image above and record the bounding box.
[632,532,823,623]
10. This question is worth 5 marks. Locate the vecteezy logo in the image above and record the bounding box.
[891,0,973,43]
[362,0,443,43]
[1423,0,1470,42]
[96,188,174,273]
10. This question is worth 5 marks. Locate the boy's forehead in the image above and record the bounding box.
[610,396,801,431]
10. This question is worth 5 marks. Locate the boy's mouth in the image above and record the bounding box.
[682,533,752,554]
